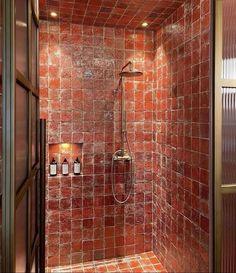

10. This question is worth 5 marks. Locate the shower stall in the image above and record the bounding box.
[0,0,236,272]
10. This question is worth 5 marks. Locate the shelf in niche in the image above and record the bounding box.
[48,173,84,179]
[48,142,83,177]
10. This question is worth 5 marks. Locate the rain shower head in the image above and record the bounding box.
[119,61,143,77]
[119,70,143,77]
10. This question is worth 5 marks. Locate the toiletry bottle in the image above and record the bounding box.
[62,158,69,176]
[73,157,81,175]
[50,158,57,176]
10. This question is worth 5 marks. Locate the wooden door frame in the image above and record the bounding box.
[1,0,44,272]
[2,0,16,271]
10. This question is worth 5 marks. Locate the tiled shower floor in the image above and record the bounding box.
[48,252,167,272]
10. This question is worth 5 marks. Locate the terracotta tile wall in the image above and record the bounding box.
[153,0,210,272]
[39,21,155,268]
[39,0,185,30]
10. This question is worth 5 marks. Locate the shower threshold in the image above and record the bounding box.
[48,251,167,272]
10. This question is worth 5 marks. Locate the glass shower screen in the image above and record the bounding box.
[215,0,236,272]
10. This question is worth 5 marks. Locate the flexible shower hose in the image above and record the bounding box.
[111,132,134,204]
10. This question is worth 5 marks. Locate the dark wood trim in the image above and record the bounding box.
[39,119,46,273]
[16,69,39,97]
[15,164,40,209]
[27,0,32,270]
[30,233,39,269]
[2,0,16,271]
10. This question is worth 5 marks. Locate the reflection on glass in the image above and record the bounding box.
[33,0,39,17]
[16,0,28,77]
[16,84,28,190]
[15,196,27,272]
[31,257,36,273]
[32,17,37,88]
[32,95,37,166]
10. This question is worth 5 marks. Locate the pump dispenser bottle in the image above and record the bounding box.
[62,158,69,176]
[73,157,81,175]
[50,158,57,176]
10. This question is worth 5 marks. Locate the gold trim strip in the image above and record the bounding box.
[214,1,223,272]
[221,79,236,88]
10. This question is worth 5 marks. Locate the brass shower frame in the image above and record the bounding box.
[214,1,236,271]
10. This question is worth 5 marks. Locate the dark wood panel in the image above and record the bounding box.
[16,164,39,209]
[16,70,38,97]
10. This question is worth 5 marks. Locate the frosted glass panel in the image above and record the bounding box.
[16,84,28,190]
[222,194,236,273]
[222,0,236,79]
[222,88,236,184]
[16,0,28,77]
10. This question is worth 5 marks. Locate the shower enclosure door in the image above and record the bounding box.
[2,0,45,272]
[214,0,236,272]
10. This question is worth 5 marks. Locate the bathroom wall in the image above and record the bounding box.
[153,0,210,272]
[39,21,155,267]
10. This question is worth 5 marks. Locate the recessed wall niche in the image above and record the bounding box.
[48,143,83,176]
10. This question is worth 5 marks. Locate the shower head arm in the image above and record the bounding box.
[121,61,132,72]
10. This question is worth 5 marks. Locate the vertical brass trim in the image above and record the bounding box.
[2,0,16,271]
[209,0,215,272]
[214,0,223,272]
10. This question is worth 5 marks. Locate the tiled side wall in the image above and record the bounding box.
[39,21,155,268]
[153,0,210,272]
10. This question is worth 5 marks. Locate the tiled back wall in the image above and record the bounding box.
[40,21,155,268]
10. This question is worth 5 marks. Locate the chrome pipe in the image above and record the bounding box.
[121,76,126,156]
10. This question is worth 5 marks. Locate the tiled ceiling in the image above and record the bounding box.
[39,0,185,30]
